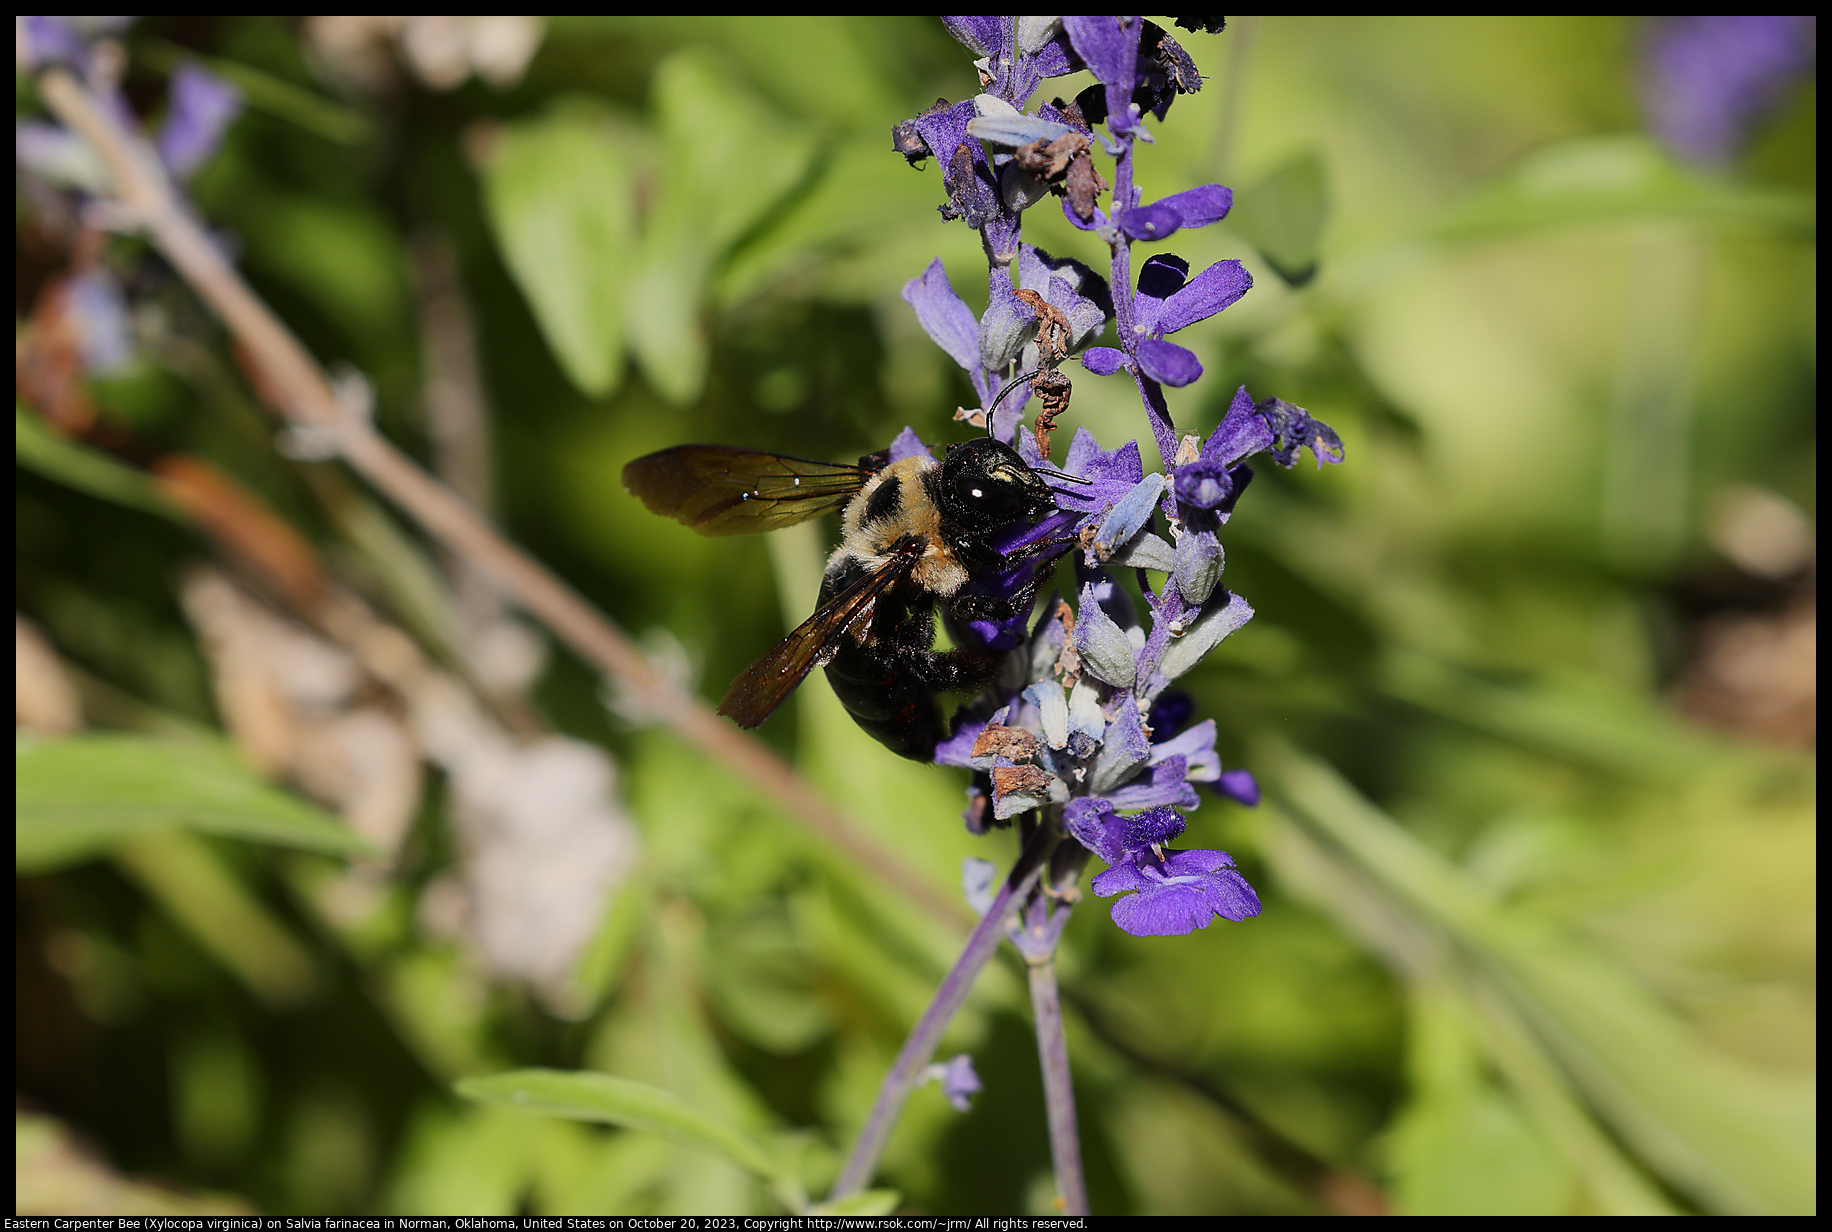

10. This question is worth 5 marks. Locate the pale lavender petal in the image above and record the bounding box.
[967,113,1078,148]
[1088,699,1151,794]
[1172,528,1223,604]
[1075,580,1138,687]
[979,268,1034,372]
[1094,473,1166,551]
[1103,759,1200,811]
[887,426,935,464]
[1152,719,1219,782]
[902,259,982,373]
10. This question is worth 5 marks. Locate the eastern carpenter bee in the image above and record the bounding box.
[622,434,1067,760]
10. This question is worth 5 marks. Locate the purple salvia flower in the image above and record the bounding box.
[890,19,1339,944]
[901,259,988,398]
[1215,769,1261,808]
[17,15,132,72]
[1094,845,1262,936]
[1063,15,1145,140]
[20,16,89,70]
[1082,253,1253,389]
[1072,803,1261,936]
[1015,246,1111,354]
[1114,182,1236,245]
[1254,396,1346,469]
[943,16,1080,110]
[940,16,1004,59]
[1173,388,1274,513]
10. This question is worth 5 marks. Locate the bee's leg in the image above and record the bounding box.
[950,556,1066,624]
[1004,533,1080,562]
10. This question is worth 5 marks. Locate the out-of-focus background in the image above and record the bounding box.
[16,16,1814,1216]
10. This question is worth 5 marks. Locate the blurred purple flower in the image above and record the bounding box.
[157,62,244,181]
[17,15,132,71]
[65,269,134,374]
[1642,16,1816,167]
[935,1053,982,1112]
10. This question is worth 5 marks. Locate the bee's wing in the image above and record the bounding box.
[718,540,925,728]
[622,445,872,536]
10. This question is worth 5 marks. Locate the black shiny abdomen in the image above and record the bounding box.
[822,647,947,761]
[816,557,948,761]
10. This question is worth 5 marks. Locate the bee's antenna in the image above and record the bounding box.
[983,368,1041,437]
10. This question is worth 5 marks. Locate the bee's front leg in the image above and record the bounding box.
[950,558,1066,624]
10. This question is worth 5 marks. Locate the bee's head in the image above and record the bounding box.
[937,437,1057,529]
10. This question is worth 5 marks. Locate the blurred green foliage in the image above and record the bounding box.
[16,16,1814,1216]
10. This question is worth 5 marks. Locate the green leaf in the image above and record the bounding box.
[16,404,182,520]
[1386,985,1580,1214]
[140,40,372,146]
[114,833,319,1007]
[17,733,376,871]
[1428,135,1815,241]
[1266,743,1816,1215]
[1229,150,1330,287]
[456,1069,803,1209]
[234,193,409,347]
[627,50,817,405]
[811,1188,902,1216]
[479,109,639,398]
[1378,650,1727,780]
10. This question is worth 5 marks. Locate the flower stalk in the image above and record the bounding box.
[846,14,1345,1208]
[828,823,1053,1201]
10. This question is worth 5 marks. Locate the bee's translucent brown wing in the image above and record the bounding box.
[718,540,925,728]
[622,445,872,536]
